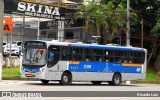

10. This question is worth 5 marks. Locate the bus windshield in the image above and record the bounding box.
[23,48,47,66]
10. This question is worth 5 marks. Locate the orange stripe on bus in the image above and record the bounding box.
[122,63,142,67]
[69,61,80,64]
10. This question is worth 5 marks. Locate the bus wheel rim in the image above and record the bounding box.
[115,76,119,84]
[63,76,69,83]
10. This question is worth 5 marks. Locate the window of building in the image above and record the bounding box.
[65,31,74,39]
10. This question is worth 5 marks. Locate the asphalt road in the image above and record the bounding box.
[0,80,160,100]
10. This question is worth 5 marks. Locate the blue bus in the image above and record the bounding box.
[21,40,147,85]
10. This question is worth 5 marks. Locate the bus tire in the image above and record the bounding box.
[112,73,121,86]
[40,80,49,84]
[91,81,102,85]
[60,72,71,85]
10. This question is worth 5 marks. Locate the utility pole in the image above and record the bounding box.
[0,0,4,80]
[37,18,40,40]
[21,14,25,45]
[126,0,131,85]
[58,17,64,42]
[126,0,130,46]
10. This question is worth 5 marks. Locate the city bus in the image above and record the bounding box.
[21,40,147,86]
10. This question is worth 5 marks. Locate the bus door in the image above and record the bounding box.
[47,46,60,80]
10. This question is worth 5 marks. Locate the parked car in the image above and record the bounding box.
[3,44,20,57]
[12,41,22,46]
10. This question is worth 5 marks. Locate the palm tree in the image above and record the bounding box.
[100,1,127,44]
[74,1,97,42]
[90,2,112,44]
[75,0,127,44]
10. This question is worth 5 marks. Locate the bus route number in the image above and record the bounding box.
[84,65,92,69]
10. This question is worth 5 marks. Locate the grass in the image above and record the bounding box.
[2,66,21,79]
[133,67,160,83]
[144,68,160,82]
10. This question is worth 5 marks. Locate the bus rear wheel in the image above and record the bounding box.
[60,72,71,85]
[40,80,49,84]
[112,73,121,86]
[91,81,102,85]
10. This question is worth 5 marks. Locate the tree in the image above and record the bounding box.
[128,0,160,64]
[75,0,127,44]
[101,1,128,45]
[124,0,160,67]
[148,12,160,67]
[75,1,97,42]
[106,2,126,34]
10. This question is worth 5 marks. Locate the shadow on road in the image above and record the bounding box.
[25,82,142,87]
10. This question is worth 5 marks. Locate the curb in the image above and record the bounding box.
[131,81,160,84]
[2,77,39,81]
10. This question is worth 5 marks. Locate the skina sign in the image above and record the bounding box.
[4,1,77,19]
[17,2,60,18]
[40,19,84,30]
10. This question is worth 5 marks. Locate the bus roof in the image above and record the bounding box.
[25,40,147,52]
[68,43,146,51]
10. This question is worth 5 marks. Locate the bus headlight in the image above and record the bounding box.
[40,68,45,72]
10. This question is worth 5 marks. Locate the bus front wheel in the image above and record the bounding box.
[91,81,102,85]
[112,73,121,86]
[40,80,49,84]
[60,72,71,85]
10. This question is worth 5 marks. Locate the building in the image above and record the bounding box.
[3,0,86,44]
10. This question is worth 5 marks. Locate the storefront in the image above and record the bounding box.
[40,19,84,41]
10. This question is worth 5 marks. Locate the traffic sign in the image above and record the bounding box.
[3,18,13,33]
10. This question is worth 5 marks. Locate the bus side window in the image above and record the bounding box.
[94,49,103,56]
[93,49,103,62]
[61,47,71,60]
[104,57,109,62]
[114,50,123,63]
[104,50,114,62]
[106,51,108,55]
[72,48,82,61]
[123,51,132,63]
[133,51,144,64]
[84,48,93,61]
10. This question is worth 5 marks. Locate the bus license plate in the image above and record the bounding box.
[27,74,33,77]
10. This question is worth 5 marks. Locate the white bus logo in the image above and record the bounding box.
[136,68,141,72]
